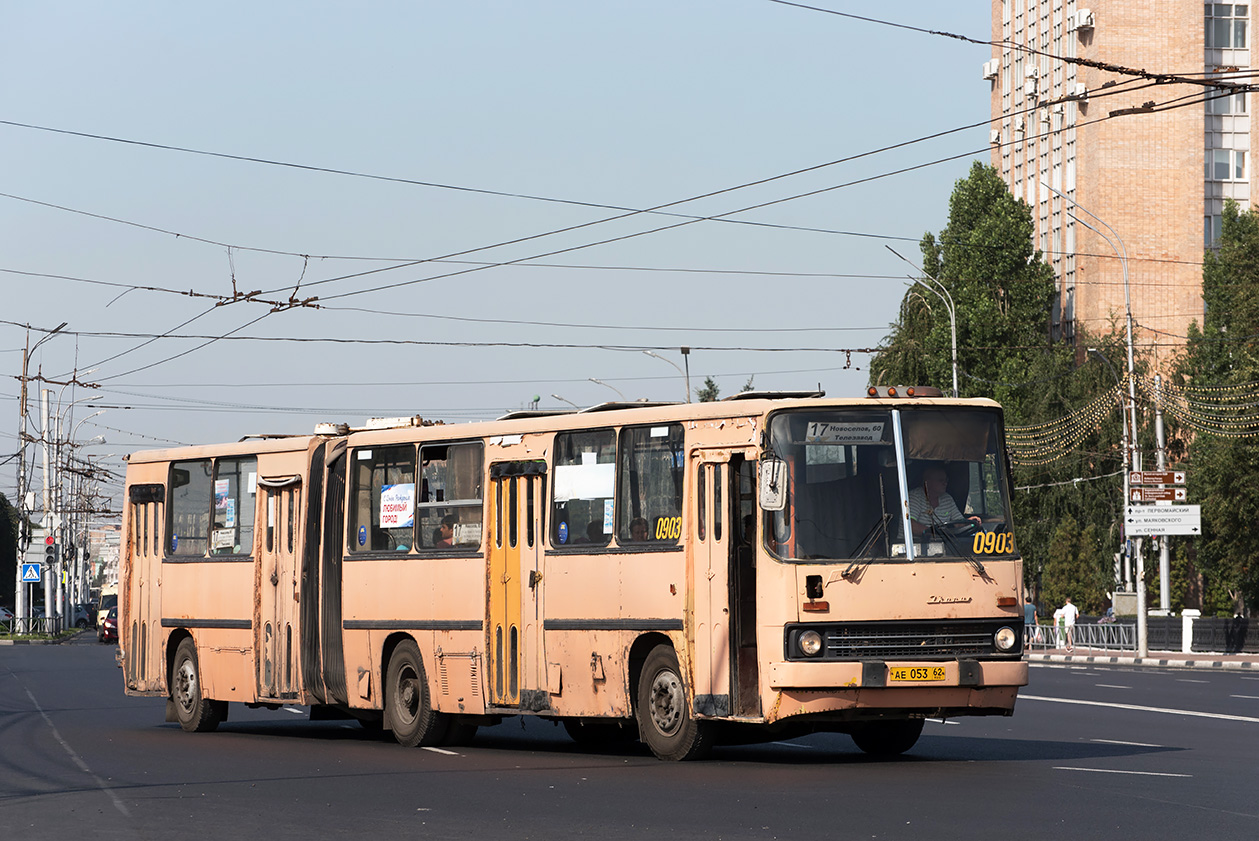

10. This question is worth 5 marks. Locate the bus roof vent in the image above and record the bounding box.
[314,422,350,436]
[724,390,825,401]
[362,416,425,430]
[580,400,682,413]
[238,433,300,441]
[496,409,579,420]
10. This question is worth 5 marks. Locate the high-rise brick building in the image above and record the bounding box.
[988,2,1243,365]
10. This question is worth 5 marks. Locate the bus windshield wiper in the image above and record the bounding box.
[843,513,891,579]
[930,518,987,577]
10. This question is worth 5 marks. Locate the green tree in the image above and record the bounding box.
[696,376,720,402]
[1,492,17,608]
[1171,199,1259,615]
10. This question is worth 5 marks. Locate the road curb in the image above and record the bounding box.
[1029,653,1257,670]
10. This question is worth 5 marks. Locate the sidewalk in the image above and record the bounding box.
[1028,647,1259,671]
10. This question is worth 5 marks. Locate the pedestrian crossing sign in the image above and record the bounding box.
[21,562,41,583]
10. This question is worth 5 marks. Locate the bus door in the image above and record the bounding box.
[486,461,547,709]
[124,482,164,692]
[692,451,760,718]
[256,476,302,700]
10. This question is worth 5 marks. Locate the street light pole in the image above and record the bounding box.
[1049,179,1147,658]
[550,393,579,410]
[588,378,626,401]
[1089,348,1132,588]
[887,247,958,397]
[643,350,691,402]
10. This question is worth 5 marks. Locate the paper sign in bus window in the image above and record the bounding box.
[805,421,885,444]
[379,483,415,529]
[553,463,615,502]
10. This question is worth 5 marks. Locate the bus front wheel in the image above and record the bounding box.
[850,719,923,756]
[171,638,224,733]
[385,640,447,747]
[635,645,712,761]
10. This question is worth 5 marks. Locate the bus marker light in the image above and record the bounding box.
[996,596,1018,607]
[802,601,829,612]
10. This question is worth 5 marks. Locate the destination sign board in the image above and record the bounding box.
[1130,470,1186,486]
[1130,487,1188,503]
[1125,504,1201,535]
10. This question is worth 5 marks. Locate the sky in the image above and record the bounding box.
[1,1,994,518]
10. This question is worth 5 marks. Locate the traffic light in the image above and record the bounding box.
[45,540,57,564]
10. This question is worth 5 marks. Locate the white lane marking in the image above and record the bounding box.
[283,706,304,715]
[422,746,459,756]
[1095,684,1131,689]
[1177,679,1209,684]
[1229,694,1259,700]
[22,686,131,817]
[1055,766,1191,778]
[1091,738,1162,748]
[925,718,959,725]
[1020,694,1259,724]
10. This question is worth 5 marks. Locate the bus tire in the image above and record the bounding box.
[385,640,447,747]
[850,719,923,756]
[171,638,224,733]
[635,645,712,761]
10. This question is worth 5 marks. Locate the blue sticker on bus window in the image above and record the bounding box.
[358,525,367,546]
[558,521,568,544]
[171,536,178,551]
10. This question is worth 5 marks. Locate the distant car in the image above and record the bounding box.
[0,606,14,624]
[72,603,92,628]
[98,607,118,644]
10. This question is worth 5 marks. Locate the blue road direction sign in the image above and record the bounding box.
[21,562,42,583]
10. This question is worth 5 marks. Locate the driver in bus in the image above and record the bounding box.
[908,464,980,539]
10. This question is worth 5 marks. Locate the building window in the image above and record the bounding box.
[1206,88,1247,114]
[1207,148,1246,181]
[1207,4,1249,49]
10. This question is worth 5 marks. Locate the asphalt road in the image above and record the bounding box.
[3,636,1257,840]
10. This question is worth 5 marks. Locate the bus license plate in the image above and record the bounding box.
[889,666,947,682]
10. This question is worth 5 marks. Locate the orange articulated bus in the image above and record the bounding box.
[119,388,1027,760]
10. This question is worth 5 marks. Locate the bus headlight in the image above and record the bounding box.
[994,626,1017,651]
[799,630,823,657]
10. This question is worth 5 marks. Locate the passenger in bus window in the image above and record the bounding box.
[582,520,603,544]
[628,516,649,542]
[435,514,456,547]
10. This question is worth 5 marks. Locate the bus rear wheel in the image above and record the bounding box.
[850,719,923,756]
[171,638,224,733]
[385,640,447,747]
[635,645,712,761]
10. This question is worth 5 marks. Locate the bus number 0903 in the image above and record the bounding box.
[971,530,1013,554]
[655,516,682,540]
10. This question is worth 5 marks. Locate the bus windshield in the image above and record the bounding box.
[765,407,1015,562]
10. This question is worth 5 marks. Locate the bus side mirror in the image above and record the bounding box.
[759,459,786,511]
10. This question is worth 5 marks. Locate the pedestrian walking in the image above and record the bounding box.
[1060,597,1079,651]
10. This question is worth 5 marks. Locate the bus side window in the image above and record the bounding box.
[168,460,212,557]
[617,423,684,546]
[551,429,615,547]
[348,445,417,552]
